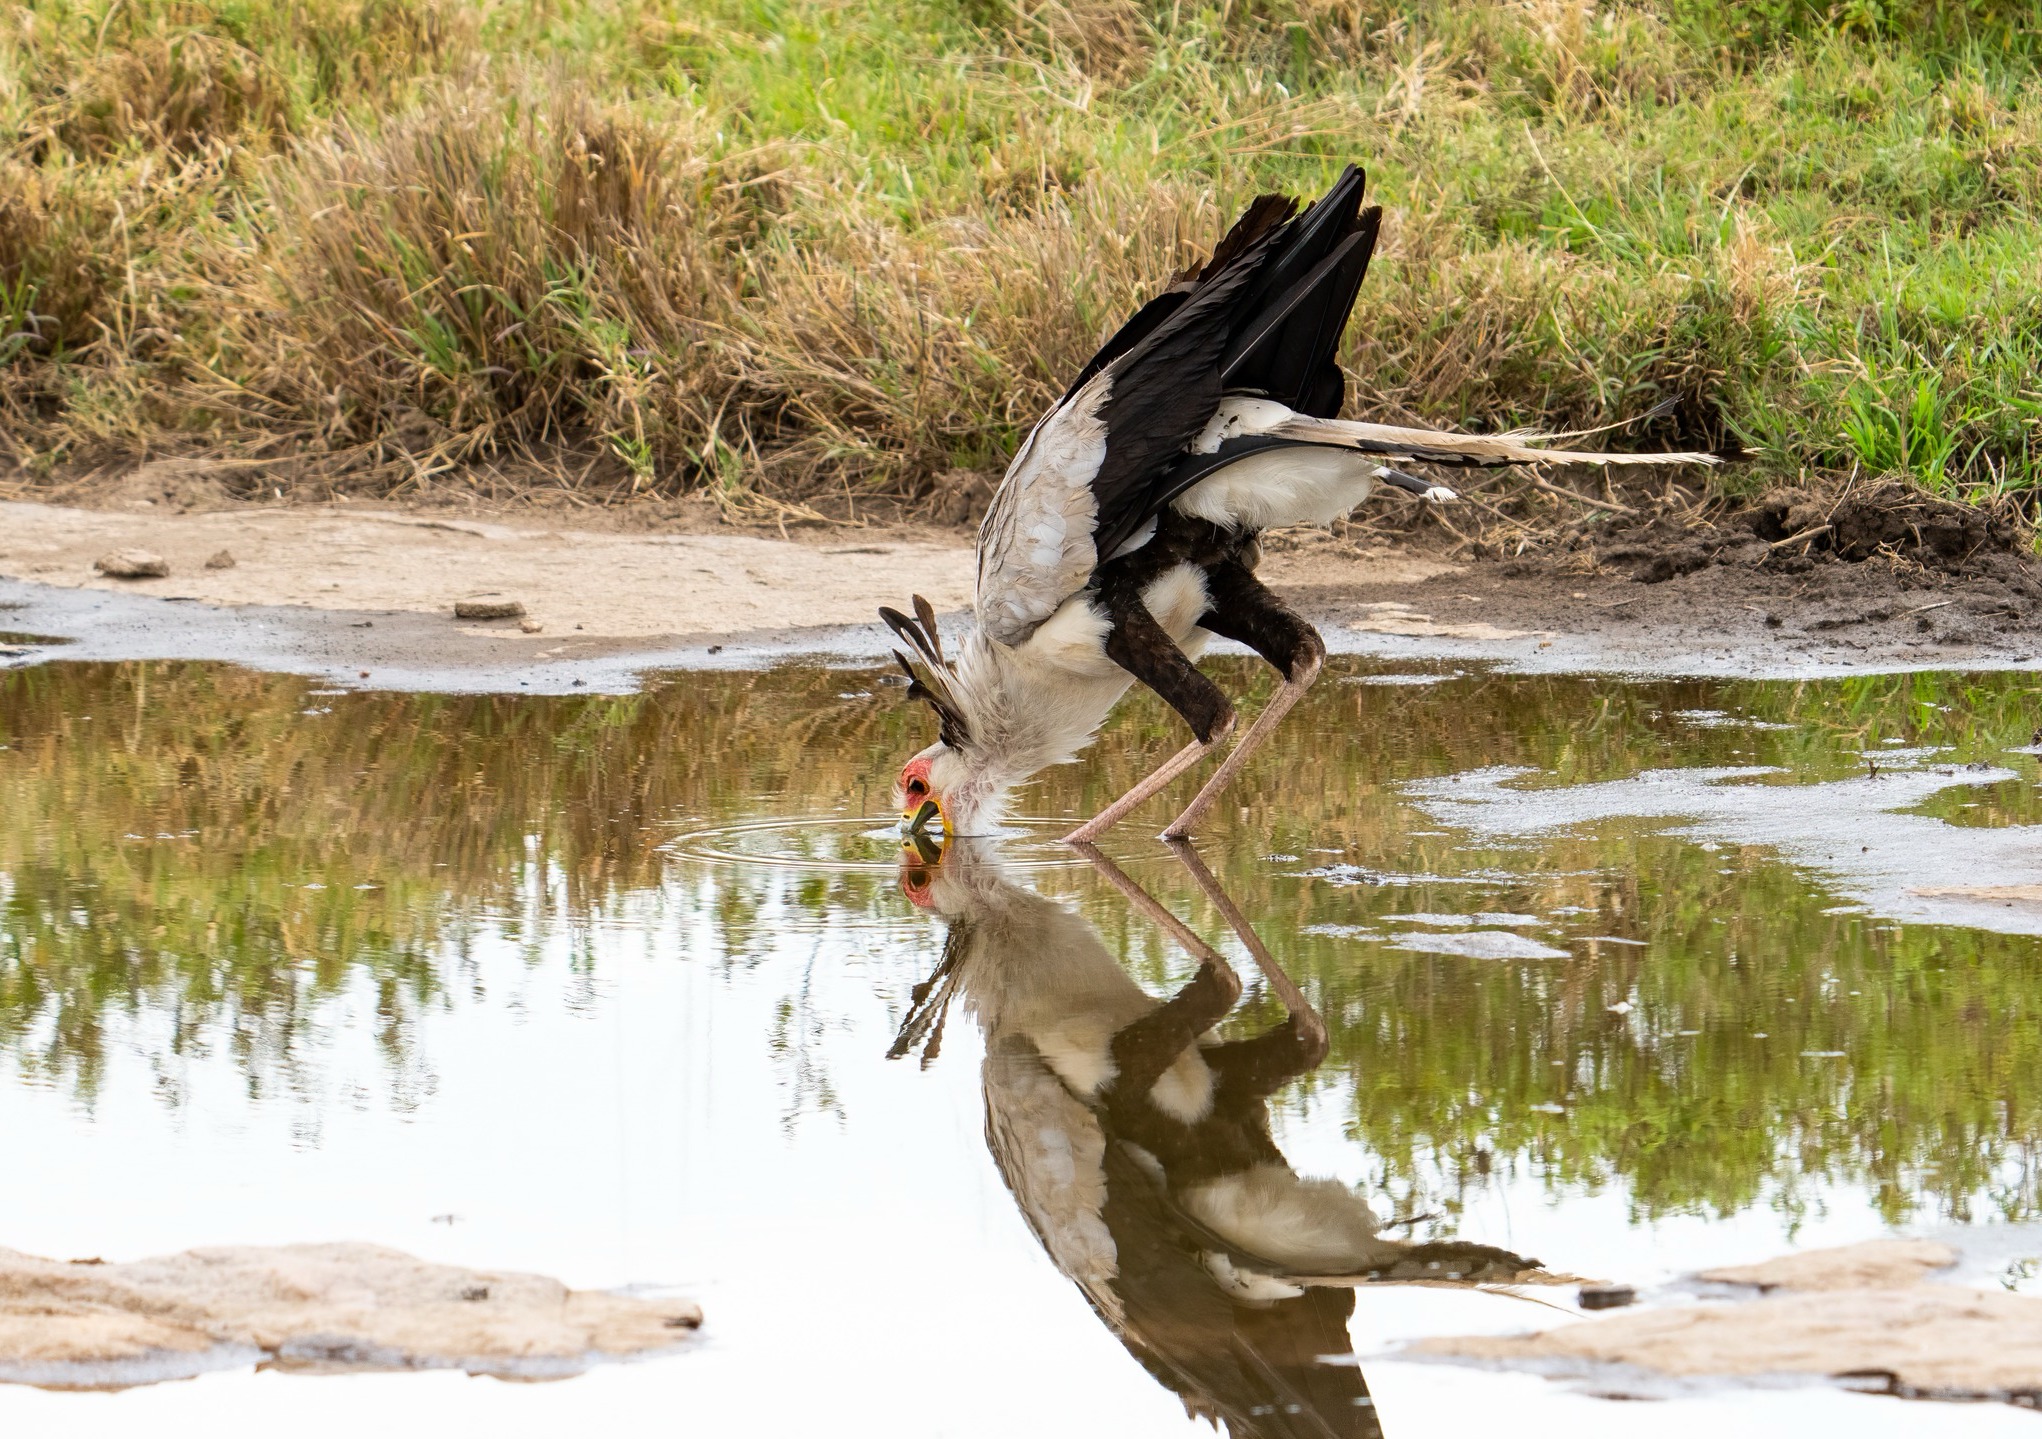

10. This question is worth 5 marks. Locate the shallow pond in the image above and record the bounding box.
[3,657,2040,1436]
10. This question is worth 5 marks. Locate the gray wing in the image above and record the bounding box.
[974,370,1112,647]
[981,1033,1124,1329]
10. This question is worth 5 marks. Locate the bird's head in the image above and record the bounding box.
[882,596,1003,839]
[895,741,999,842]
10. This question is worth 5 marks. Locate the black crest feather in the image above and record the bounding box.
[881,597,971,749]
[886,919,971,1068]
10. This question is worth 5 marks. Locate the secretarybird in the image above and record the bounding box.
[888,838,1537,1438]
[885,165,1719,842]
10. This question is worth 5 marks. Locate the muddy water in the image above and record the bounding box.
[2,658,2040,1435]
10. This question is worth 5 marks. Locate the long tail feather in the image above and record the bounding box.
[1275,415,1719,468]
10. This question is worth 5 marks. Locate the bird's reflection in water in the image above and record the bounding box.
[891,836,1542,1439]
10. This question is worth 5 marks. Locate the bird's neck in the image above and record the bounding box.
[950,631,1130,819]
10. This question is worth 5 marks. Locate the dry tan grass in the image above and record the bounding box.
[147,87,1257,510]
[2,0,2038,523]
[241,96,747,479]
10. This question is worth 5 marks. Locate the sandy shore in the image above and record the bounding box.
[0,500,982,638]
[3,499,2038,690]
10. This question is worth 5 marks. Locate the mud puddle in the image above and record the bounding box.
[1,658,2039,1435]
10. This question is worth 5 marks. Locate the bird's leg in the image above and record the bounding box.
[1160,562,1326,840]
[1072,841,1237,974]
[1070,843,1244,1099]
[1165,836,1327,1059]
[1063,730,1230,843]
[1065,577,1236,844]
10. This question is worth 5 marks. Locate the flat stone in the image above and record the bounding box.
[453,599,525,620]
[1701,1238,1958,1292]
[92,549,169,579]
[0,1242,699,1389]
[1417,1283,2042,1401]
[1416,1239,2040,1404]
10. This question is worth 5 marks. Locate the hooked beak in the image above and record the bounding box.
[898,831,945,908]
[900,796,945,838]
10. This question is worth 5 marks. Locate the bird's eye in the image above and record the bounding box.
[906,776,928,799]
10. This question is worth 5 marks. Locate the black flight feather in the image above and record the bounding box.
[1074,167,1391,562]
[1084,206,1300,562]
[1055,192,1298,409]
[1222,205,1381,419]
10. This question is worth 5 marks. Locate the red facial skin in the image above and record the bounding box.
[899,863,938,909]
[898,755,935,813]
[897,755,941,908]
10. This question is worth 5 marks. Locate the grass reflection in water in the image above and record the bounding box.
[1,657,2037,1230]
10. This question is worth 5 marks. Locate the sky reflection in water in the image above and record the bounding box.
[1,657,2039,1432]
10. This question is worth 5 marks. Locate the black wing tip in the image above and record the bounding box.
[1198,192,1301,282]
[1713,438,1751,463]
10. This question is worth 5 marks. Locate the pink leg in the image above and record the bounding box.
[1159,649,1323,840]
[1165,837,1325,1053]
[1070,842,1242,1001]
[1063,712,1237,844]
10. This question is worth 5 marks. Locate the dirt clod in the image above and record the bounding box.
[93,549,169,579]
[1747,483,2023,569]
[1579,1284,1637,1310]
[454,599,525,620]
[204,549,237,570]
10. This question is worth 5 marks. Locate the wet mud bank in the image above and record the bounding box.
[5,547,2040,696]
[6,496,2039,690]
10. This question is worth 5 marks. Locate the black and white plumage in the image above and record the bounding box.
[887,165,1719,840]
[890,839,1539,1438]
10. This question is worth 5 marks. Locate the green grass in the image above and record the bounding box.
[3,0,2041,515]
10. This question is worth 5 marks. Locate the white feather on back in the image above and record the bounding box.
[1178,1165,1395,1274]
[1172,446,1381,532]
[975,372,1113,647]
